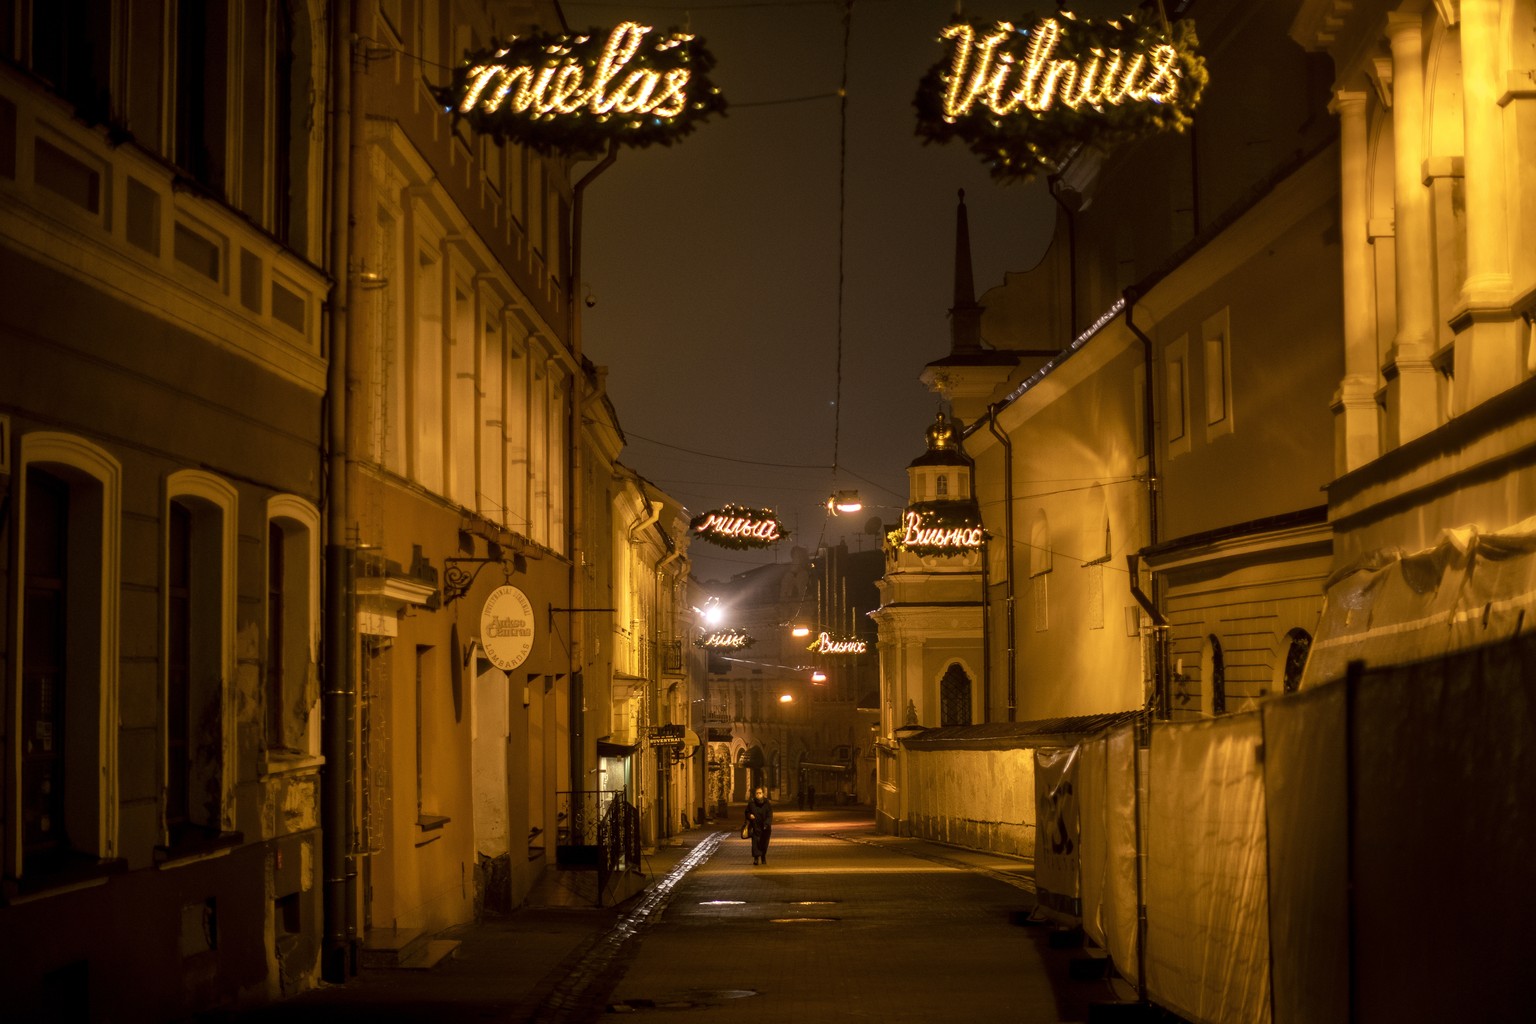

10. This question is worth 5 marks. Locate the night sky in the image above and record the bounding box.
[573,0,1061,583]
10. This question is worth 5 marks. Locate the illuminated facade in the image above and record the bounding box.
[0,1,333,1015]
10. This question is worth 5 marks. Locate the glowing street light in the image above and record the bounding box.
[779,693,795,703]
[791,624,811,638]
[810,670,827,683]
[826,490,863,515]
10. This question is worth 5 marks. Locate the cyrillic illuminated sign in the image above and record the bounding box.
[809,632,867,655]
[696,628,755,651]
[690,505,786,550]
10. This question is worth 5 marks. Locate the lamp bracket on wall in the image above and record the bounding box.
[442,552,527,605]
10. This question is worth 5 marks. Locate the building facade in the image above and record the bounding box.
[1,0,334,1014]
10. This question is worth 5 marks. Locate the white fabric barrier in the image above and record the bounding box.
[1034,746,1081,922]
[1146,714,1271,1024]
[1262,682,1348,1024]
[1078,723,1140,986]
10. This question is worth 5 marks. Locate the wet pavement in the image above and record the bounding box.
[205,806,1133,1022]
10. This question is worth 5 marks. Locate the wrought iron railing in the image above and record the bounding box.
[555,789,640,900]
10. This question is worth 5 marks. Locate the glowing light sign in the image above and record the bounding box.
[809,632,867,655]
[690,505,786,550]
[894,503,986,557]
[914,12,1206,180]
[696,628,755,651]
[440,22,726,153]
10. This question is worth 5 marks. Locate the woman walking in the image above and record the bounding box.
[744,786,774,865]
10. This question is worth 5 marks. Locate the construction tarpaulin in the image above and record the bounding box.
[1077,722,1140,986]
[1033,746,1081,922]
[1306,517,1536,685]
[1146,714,1271,1024]
[1262,682,1347,1024]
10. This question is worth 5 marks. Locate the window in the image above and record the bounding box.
[1165,337,1190,456]
[936,474,948,497]
[506,331,530,533]
[939,664,973,726]
[165,471,237,846]
[1203,309,1234,440]
[29,0,113,123]
[449,279,476,507]
[1029,510,1051,632]
[1201,635,1226,716]
[267,497,319,757]
[16,433,121,876]
[174,0,229,191]
[1280,628,1312,694]
[480,309,505,523]
[413,245,444,492]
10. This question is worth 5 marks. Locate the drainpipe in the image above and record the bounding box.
[1123,292,1167,721]
[985,405,1016,721]
[567,139,620,793]
[1123,290,1167,1012]
[322,0,363,982]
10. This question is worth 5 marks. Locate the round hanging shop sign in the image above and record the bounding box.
[481,585,535,671]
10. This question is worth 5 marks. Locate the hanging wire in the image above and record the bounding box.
[831,0,852,478]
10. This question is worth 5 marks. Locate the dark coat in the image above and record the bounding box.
[744,797,773,835]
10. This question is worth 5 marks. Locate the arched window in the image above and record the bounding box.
[1201,635,1226,716]
[936,473,948,497]
[1280,628,1312,694]
[939,663,973,726]
[17,432,122,873]
[267,496,320,759]
[166,470,238,845]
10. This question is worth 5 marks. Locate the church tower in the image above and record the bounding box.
[870,411,986,834]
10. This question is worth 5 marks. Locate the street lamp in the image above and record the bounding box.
[779,693,795,703]
[826,490,863,516]
[791,623,811,638]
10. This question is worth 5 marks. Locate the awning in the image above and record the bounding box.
[684,728,700,749]
[799,761,852,773]
[597,737,638,757]
[899,711,1142,751]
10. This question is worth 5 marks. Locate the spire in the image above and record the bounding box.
[949,188,984,353]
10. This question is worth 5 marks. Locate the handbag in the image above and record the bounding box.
[741,823,750,839]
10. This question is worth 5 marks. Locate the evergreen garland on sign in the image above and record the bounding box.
[436,25,727,155]
[890,501,987,558]
[688,504,789,551]
[914,14,1207,182]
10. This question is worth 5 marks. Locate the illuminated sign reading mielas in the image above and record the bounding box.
[696,628,754,651]
[914,12,1206,180]
[809,632,867,656]
[690,505,787,550]
[440,22,726,153]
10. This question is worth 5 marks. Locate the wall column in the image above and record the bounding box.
[1384,12,1440,445]
[1333,89,1381,473]
[1452,0,1525,410]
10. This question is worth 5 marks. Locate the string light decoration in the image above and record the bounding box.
[914,11,1207,181]
[808,631,868,655]
[696,627,755,651]
[891,501,987,556]
[439,22,727,154]
[689,505,788,550]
